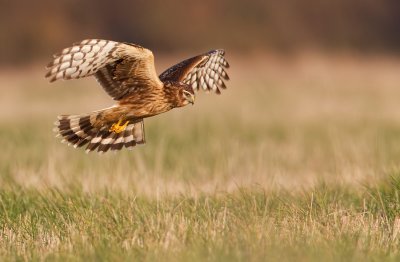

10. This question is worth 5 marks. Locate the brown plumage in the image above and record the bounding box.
[45,39,230,153]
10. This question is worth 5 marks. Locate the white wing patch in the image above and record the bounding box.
[183,50,229,94]
[46,39,120,82]
[46,39,162,101]
[46,39,150,82]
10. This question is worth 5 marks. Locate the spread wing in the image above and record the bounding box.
[45,39,162,100]
[159,50,229,94]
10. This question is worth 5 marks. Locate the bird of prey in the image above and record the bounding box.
[45,39,229,153]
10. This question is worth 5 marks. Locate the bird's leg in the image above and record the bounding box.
[109,119,130,134]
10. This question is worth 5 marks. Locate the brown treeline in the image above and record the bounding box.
[1,0,399,65]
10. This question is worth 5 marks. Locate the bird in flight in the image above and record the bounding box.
[45,39,230,153]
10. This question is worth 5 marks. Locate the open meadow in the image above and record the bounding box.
[1,54,400,261]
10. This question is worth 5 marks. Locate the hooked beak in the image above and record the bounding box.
[188,94,195,105]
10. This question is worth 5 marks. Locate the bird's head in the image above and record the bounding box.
[163,81,196,107]
[182,87,195,106]
[177,83,196,107]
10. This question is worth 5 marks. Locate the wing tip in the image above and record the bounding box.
[224,61,230,69]
[44,70,51,78]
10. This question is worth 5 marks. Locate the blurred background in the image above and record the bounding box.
[1,0,400,65]
[0,0,400,193]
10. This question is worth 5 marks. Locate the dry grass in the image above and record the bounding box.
[0,53,400,260]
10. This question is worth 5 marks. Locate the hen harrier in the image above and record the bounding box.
[45,39,229,153]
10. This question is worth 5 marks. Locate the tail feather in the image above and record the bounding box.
[110,133,125,151]
[97,132,117,153]
[54,112,145,153]
[124,124,137,149]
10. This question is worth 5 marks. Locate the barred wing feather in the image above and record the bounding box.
[159,50,229,94]
[45,39,162,100]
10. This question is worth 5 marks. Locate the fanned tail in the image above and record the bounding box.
[54,113,145,153]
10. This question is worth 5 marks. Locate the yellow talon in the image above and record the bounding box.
[109,119,130,134]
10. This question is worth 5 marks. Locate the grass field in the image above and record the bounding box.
[1,54,400,261]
